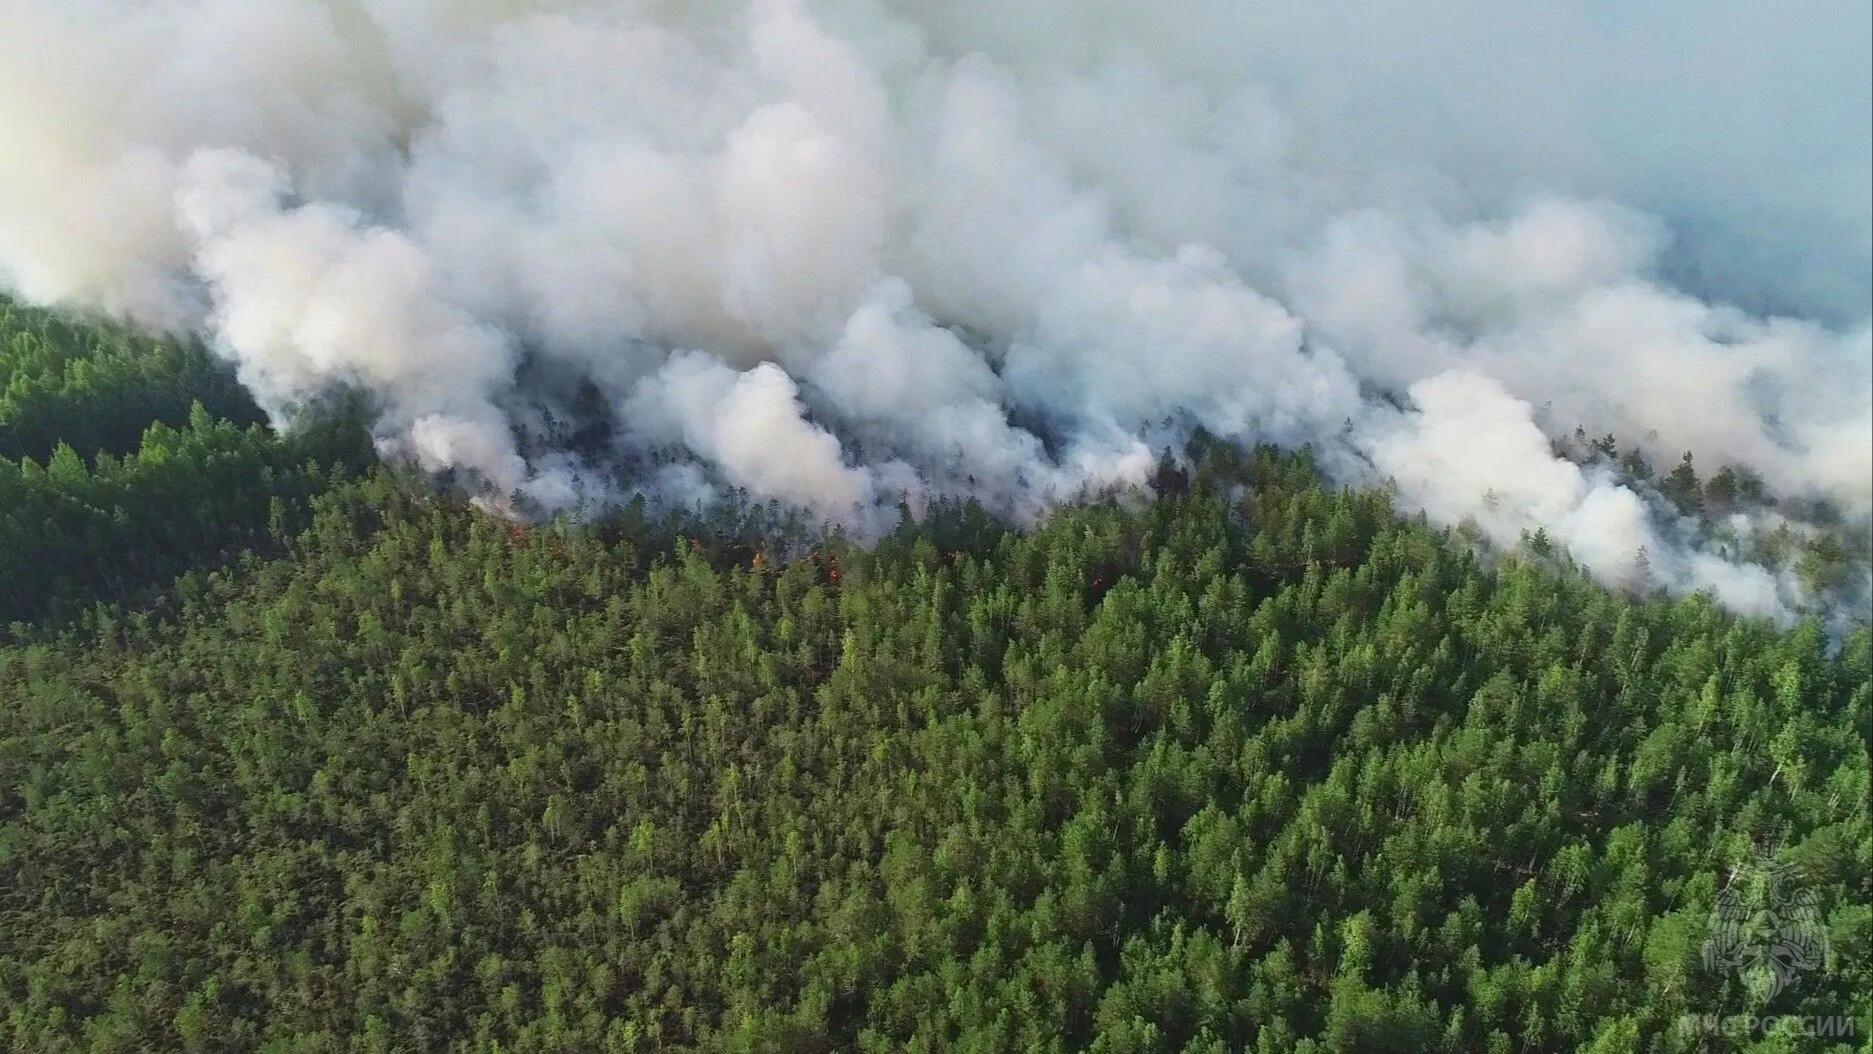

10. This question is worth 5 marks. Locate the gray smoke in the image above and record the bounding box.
[1,0,1867,618]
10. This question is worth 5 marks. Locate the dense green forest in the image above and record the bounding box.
[0,299,263,465]
[0,302,1868,1051]
[0,301,373,626]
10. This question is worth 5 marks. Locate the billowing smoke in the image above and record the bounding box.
[1,0,1867,617]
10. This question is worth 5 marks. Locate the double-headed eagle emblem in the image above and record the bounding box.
[1702,860,1830,1003]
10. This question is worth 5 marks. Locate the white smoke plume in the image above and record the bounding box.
[1359,372,1789,617]
[0,0,1866,617]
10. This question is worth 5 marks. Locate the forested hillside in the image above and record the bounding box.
[0,301,374,626]
[0,299,263,464]
[0,307,1868,1051]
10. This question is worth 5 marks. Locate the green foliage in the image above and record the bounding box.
[0,404,372,626]
[1661,451,1702,516]
[0,306,1865,1051]
[0,302,374,627]
[0,451,1865,1051]
[0,297,263,463]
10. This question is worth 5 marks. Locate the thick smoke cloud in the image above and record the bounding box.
[0,0,1866,617]
[1362,371,1787,617]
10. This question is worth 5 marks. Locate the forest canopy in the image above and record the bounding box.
[0,305,1867,1052]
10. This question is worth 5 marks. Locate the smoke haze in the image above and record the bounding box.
[1,0,1867,617]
